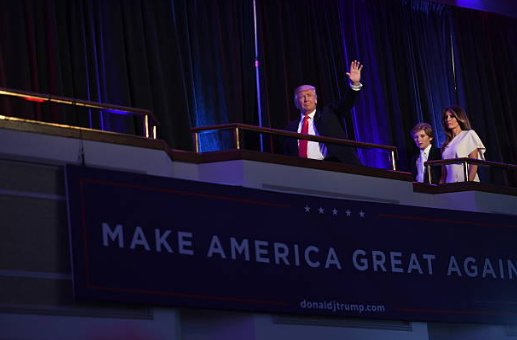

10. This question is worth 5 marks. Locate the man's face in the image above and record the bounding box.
[296,89,317,114]
[413,130,433,150]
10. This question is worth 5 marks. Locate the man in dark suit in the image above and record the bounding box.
[409,122,442,184]
[282,60,363,165]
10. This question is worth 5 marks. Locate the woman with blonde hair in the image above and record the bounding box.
[440,106,486,183]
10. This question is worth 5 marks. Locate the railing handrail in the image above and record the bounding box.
[0,87,158,138]
[192,123,397,152]
[424,157,517,184]
[425,158,517,170]
[191,123,399,170]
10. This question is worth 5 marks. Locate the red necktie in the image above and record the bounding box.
[298,115,309,158]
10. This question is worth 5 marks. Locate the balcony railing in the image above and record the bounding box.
[0,87,158,139]
[425,158,517,183]
[191,123,399,170]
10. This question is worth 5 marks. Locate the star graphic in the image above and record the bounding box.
[332,208,338,216]
[304,205,311,213]
[345,210,352,217]
[318,207,325,214]
[359,210,365,218]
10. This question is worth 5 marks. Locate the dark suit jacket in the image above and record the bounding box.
[410,145,442,184]
[282,86,360,165]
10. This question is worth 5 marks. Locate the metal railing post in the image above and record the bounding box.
[390,150,397,170]
[144,115,149,138]
[193,133,200,153]
[463,161,469,182]
[234,127,241,150]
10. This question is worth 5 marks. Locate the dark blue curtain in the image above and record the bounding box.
[255,0,352,154]
[338,0,457,168]
[452,8,517,184]
[0,0,255,150]
[1,0,517,181]
[257,0,457,168]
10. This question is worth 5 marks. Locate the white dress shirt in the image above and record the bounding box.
[297,110,326,160]
[416,144,432,183]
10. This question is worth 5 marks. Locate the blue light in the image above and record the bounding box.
[455,0,484,10]
[102,109,131,115]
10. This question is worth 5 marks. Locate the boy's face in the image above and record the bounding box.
[413,130,433,150]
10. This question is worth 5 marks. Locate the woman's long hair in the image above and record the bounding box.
[441,106,472,151]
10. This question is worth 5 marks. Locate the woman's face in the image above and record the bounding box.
[444,110,460,131]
